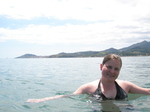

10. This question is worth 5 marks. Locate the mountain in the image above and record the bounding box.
[16,40,150,58]
[120,40,150,51]
[118,40,150,56]
[16,54,39,58]
[103,48,119,53]
[48,51,100,58]
[16,54,48,58]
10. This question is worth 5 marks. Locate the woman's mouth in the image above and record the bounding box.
[107,73,115,77]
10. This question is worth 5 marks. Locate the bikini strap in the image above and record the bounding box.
[97,80,101,89]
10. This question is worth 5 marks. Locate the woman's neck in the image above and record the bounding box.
[100,78,115,86]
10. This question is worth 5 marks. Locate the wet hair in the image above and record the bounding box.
[102,54,122,68]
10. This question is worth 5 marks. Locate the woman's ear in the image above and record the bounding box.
[100,64,103,70]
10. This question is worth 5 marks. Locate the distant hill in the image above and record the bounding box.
[16,40,150,58]
[16,54,48,58]
[103,48,119,53]
[120,40,150,51]
[118,40,150,56]
[16,54,38,58]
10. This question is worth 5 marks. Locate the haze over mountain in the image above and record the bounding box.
[16,40,150,58]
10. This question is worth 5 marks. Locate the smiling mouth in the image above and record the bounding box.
[107,73,115,77]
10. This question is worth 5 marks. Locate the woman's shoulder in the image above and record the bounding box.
[77,79,99,94]
[116,79,133,85]
[116,79,134,93]
[89,79,100,84]
[81,79,99,88]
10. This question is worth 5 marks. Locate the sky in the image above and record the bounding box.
[0,0,150,58]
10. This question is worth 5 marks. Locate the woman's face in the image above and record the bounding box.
[100,59,121,81]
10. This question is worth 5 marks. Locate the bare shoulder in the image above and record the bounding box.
[80,79,99,91]
[116,79,135,87]
[115,80,134,93]
[116,79,133,84]
[88,79,99,85]
[115,80,150,94]
[73,79,99,95]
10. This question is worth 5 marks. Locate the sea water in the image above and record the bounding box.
[0,57,150,112]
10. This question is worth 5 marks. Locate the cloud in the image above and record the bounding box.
[0,0,150,50]
[0,0,149,21]
[1,20,150,47]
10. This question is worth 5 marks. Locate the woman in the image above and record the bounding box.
[26,54,150,103]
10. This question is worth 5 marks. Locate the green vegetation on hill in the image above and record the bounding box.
[16,40,150,58]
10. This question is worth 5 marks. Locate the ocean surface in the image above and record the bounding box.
[0,56,150,112]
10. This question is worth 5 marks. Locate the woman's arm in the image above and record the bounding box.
[26,94,75,103]
[26,85,87,103]
[126,81,150,95]
[26,81,97,103]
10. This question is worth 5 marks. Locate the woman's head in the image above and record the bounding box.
[100,54,122,81]
[102,54,122,68]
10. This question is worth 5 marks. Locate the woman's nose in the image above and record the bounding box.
[110,69,115,73]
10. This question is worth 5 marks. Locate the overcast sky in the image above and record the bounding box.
[0,0,150,58]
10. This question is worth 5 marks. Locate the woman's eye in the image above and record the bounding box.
[106,66,112,69]
[115,68,120,71]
